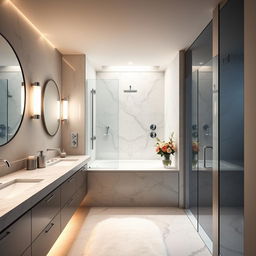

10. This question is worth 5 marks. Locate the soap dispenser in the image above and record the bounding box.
[37,151,46,168]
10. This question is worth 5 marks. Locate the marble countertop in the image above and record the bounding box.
[0,155,90,232]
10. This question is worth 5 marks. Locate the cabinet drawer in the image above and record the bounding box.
[32,187,60,241]
[0,211,31,256]
[61,173,77,208]
[61,188,85,231]
[32,213,60,256]
[75,168,87,191]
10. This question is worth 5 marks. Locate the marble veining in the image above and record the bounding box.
[84,171,179,207]
[96,72,164,160]
[49,207,211,256]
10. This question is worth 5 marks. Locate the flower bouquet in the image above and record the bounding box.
[155,133,176,168]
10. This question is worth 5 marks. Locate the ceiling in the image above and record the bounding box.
[11,0,219,70]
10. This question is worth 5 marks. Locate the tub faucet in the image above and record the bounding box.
[47,148,66,158]
[0,159,11,168]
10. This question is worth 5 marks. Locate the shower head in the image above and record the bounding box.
[124,85,137,93]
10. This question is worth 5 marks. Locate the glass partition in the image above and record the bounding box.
[87,79,119,169]
[185,22,213,252]
[219,0,244,255]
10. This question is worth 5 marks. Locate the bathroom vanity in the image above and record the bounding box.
[0,155,90,256]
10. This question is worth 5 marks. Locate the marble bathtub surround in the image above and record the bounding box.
[96,72,164,160]
[84,170,179,207]
[0,155,90,231]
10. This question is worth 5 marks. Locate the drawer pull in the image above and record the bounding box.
[45,194,55,203]
[0,231,10,241]
[45,223,54,233]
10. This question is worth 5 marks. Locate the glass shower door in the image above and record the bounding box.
[219,0,244,255]
[87,79,119,169]
[198,60,213,251]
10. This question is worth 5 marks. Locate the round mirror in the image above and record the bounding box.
[0,34,26,146]
[42,79,60,136]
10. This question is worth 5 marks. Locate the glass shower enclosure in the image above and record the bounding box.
[186,0,244,255]
[87,79,119,169]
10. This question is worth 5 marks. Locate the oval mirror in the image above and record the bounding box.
[0,34,26,146]
[42,79,60,136]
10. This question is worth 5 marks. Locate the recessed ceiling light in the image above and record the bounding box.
[101,66,160,72]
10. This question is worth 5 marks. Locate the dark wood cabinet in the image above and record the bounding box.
[32,187,60,241]
[32,213,60,256]
[0,211,31,256]
[0,165,87,256]
[22,246,31,256]
[61,174,77,208]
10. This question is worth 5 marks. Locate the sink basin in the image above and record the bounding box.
[47,158,79,167]
[0,179,43,199]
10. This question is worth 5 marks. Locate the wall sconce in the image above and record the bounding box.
[31,82,41,119]
[61,98,69,121]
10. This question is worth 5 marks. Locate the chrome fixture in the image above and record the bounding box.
[47,148,66,158]
[203,124,211,136]
[150,132,156,138]
[150,124,157,138]
[150,124,156,130]
[90,89,96,150]
[203,145,213,168]
[0,159,11,168]
[104,126,110,136]
[123,85,137,93]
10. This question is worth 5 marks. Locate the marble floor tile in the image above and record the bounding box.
[48,206,211,256]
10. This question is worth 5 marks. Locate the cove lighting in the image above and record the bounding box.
[101,66,160,72]
[6,0,55,49]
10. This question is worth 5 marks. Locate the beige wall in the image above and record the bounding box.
[0,1,62,176]
[61,55,86,155]
[164,50,185,207]
[244,0,256,255]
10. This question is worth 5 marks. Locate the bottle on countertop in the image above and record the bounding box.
[37,150,46,168]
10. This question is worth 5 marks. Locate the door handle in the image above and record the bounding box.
[203,145,213,168]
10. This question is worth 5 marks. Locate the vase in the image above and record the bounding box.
[192,153,198,168]
[162,154,172,168]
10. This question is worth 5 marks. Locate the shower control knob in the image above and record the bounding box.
[150,132,157,138]
[150,124,156,130]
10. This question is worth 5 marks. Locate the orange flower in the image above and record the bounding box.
[162,146,167,152]
[156,147,160,153]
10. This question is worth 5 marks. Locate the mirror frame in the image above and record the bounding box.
[42,79,60,136]
[0,32,26,147]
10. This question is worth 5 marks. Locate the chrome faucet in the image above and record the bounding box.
[47,148,66,158]
[0,159,11,168]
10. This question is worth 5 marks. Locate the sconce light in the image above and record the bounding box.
[31,82,41,119]
[61,98,69,121]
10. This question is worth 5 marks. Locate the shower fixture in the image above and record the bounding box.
[104,126,110,136]
[150,124,156,130]
[123,85,137,93]
[150,132,157,138]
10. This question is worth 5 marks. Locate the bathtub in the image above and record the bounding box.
[85,159,179,207]
[88,159,177,171]
[193,160,243,171]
